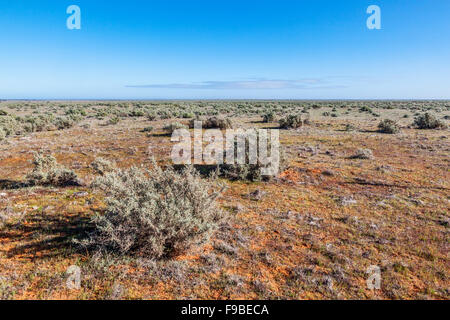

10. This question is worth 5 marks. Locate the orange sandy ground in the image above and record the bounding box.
[0,117,448,299]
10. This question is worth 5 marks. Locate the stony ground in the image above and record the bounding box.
[0,101,448,300]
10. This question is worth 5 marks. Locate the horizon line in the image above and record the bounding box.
[2,98,450,102]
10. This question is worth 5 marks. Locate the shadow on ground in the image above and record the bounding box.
[0,211,94,260]
[0,179,28,190]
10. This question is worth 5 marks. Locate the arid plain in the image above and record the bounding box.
[0,100,448,299]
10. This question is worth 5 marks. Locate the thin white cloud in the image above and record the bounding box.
[126,78,349,90]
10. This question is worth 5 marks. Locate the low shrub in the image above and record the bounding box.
[26,152,80,186]
[163,122,187,134]
[182,112,195,119]
[159,110,172,119]
[279,114,303,129]
[0,127,5,141]
[90,157,116,176]
[83,164,225,258]
[54,116,76,130]
[106,116,120,125]
[23,115,55,132]
[359,106,373,113]
[0,116,20,136]
[262,112,275,123]
[189,117,233,129]
[129,109,145,117]
[378,119,400,134]
[413,113,446,129]
[219,130,288,181]
[146,112,157,121]
[344,123,356,131]
[349,148,374,160]
[141,126,154,132]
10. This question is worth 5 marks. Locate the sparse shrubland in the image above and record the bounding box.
[0,99,449,299]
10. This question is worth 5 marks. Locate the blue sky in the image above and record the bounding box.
[0,0,449,99]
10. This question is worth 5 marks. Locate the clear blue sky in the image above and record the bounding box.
[0,0,449,99]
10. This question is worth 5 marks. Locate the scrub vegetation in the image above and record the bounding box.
[0,100,448,300]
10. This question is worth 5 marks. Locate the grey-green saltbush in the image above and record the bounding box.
[26,152,80,187]
[90,157,116,176]
[349,148,374,160]
[279,114,303,129]
[378,119,400,134]
[219,129,288,182]
[413,113,446,129]
[85,164,225,258]
[163,122,187,134]
[0,127,5,141]
[262,112,275,123]
[189,117,234,130]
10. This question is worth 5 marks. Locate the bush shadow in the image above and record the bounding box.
[0,210,94,260]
